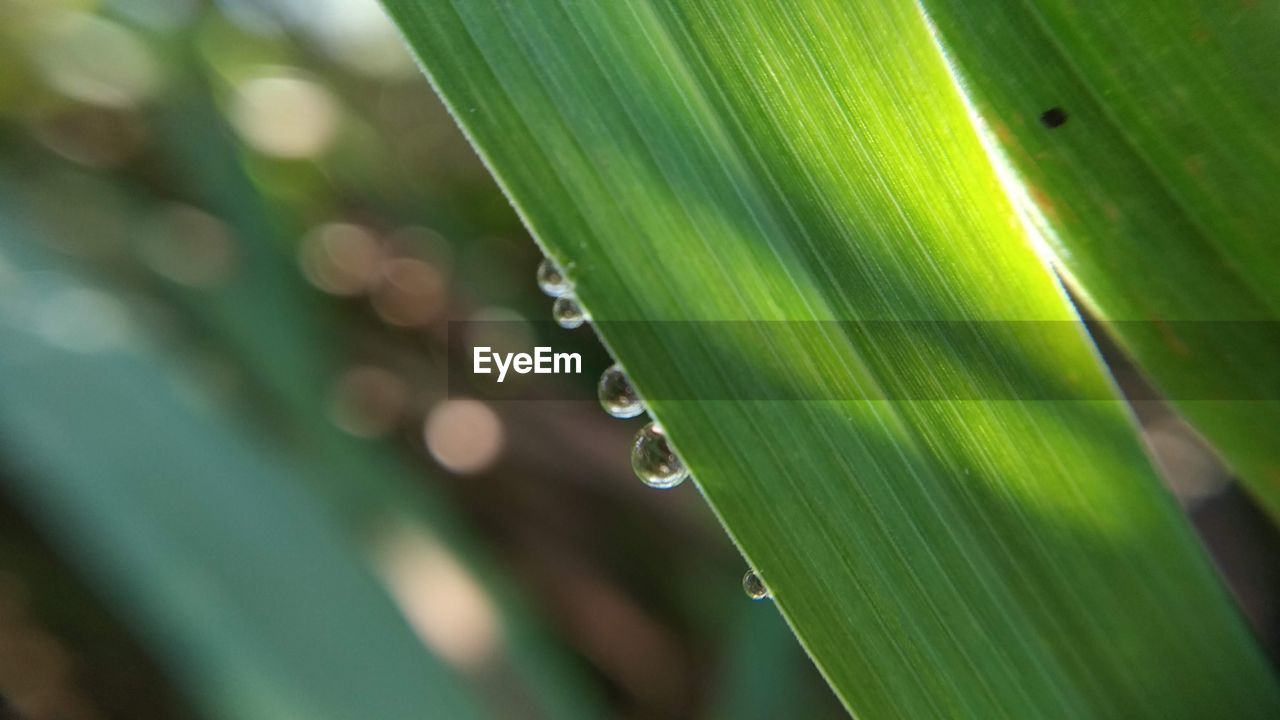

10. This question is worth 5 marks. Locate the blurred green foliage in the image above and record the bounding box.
[0,1,844,718]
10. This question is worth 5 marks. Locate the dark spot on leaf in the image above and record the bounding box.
[1040,107,1068,129]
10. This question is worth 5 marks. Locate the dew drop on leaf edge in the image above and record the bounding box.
[598,363,645,419]
[536,257,571,297]
[631,422,688,489]
[552,295,586,329]
[742,570,771,601]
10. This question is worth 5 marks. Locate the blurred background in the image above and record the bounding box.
[0,1,1274,719]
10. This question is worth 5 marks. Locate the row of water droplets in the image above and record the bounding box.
[537,257,689,489]
[538,257,771,601]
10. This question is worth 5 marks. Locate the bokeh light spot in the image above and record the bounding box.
[424,399,503,474]
[373,521,502,671]
[32,12,160,109]
[371,257,445,327]
[298,222,382,296]
[328,366,409,438]
[138,205,237,288]
[230,71,339,159]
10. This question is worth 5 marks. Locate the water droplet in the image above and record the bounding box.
[742,570,771,601]
[552,295,586,329]
[598,364,644,419]
[631,422,687,489]
[536,257,571,297]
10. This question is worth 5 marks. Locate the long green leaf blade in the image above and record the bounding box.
[381,0,1279,717]
[920,0,1280,520]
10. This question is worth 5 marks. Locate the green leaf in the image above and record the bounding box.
[0,216,481,720]
[919,0,1280,520]
[380,1,1279,717]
